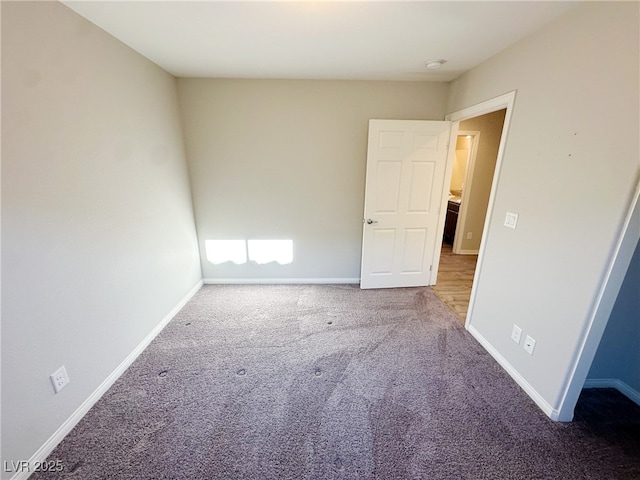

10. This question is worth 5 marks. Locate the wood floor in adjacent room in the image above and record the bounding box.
[432,241,478,322]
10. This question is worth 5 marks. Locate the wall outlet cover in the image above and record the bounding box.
[511,325,522,344]
[524,335,536,355]
[50,366,70,393]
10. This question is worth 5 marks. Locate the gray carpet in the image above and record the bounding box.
[33,285,640,479]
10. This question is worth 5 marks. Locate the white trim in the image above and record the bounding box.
[11,280,204,480]
[583,378,640,407]
[556,176,640,422]
[468,324,559,420]
[446,91,517,123]
[457,249,480,255]
[203,277,360,285]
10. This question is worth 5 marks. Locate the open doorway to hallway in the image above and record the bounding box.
[433,108,507,322]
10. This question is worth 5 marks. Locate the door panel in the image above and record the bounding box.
[370,229,396,274]
[376,162,402,212]
[360,119,451,289]
[408,162,435,212]
[401,228,428,273]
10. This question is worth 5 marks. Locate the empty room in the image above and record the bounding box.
[2,1,639,479]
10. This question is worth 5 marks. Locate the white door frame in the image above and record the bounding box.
[452,130,481,255]
[444,91,517,326]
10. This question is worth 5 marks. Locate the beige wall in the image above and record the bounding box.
[457,109,506,252]
[2,2,201,470]
[177,79,450,281]
[447,2,639,416]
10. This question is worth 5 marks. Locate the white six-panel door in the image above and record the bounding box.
[360,120,451,289]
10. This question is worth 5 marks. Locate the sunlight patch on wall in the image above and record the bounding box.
[205,240,247,265]
[205,239,293,265]
[248,239,293,265]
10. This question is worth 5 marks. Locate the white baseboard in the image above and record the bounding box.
[457,249,480,255]
[467,324,560,421]
[12,280,203,480]
[583,378,640,407]
[203,277,360,285]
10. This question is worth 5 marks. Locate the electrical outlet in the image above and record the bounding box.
[511,324,522,344]
[50,366,70,393]
[524,335,536,355]
[467,232,473,240]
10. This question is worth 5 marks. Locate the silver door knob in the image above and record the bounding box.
[366,219,378,224]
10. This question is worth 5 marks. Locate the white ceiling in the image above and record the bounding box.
[62,1,581,82]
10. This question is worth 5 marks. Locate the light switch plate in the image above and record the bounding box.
[504,212,519,229]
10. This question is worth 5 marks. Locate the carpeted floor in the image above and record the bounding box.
[33,285,640,479]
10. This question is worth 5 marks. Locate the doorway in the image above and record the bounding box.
[433,92,516,326]
[434,110,506,322]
